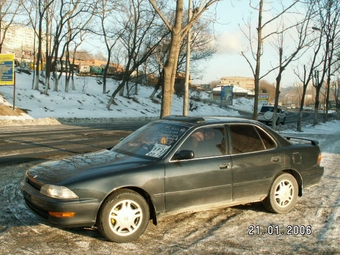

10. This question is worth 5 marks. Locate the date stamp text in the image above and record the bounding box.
[248,225,312,236]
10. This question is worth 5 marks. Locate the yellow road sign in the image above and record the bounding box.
[0,54,15,85]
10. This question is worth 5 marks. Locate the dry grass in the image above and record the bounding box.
[0,103,28,116]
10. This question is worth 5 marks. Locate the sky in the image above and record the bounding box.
[0,71,339,137]
[193,0,306,86]
[77,1,313,88]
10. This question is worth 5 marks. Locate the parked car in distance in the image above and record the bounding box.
[21,116,323,243]
[258,105,286,125]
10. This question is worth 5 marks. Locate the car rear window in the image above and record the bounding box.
[260,106,273,112]
[229,124,276,154]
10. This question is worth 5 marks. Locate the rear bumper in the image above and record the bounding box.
[302,166,324,189]
[21,181,100,228]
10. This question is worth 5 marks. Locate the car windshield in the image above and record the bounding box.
[113,121,190,158]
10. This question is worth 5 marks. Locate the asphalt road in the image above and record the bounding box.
[0,110,334,165]
[0,122,148,165]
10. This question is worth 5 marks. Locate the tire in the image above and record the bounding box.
[97,189,150,242]
[263,173,298,214]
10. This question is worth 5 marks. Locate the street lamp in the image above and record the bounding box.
[183,0,192,116]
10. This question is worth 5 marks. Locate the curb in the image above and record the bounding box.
[57,116,160,124]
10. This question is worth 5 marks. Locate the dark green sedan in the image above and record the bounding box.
[21,116,324,242]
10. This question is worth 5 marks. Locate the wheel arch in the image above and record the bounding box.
[277,169,303,196]
[97,186,158,226]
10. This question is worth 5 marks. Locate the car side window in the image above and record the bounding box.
[178,127,225,158]
[229,125,269,154]
[256,127,276,149]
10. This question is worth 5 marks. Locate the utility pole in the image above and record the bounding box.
[183,0,192,116]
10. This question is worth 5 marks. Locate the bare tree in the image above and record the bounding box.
[292,1,325,131]
[46,0,94,93]
[306,0,340,125]
[23,0,55,91]
[332,77,340,119]
[149,0,220,118]
[148,17,216,100]
[95,0,123,94]
[0,0,23,53]
[270,5,313,129]
[106,0,166,109]
[63,4,95,92]
[318,0,340,122]
[241,0,300,120]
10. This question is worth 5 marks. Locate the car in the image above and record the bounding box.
[258,105,286,125]
[21,116,324,243]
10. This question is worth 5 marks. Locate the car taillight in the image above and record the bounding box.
[317,153,322,165]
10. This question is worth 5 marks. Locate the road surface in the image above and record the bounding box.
[0,123,139,165]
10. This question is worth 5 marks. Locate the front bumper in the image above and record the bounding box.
[21,181,100,228]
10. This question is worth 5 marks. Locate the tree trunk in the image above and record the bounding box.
[252,0,264,120]
[272,73,282,130]
[160,1,184,118]
[150,70,164,99]
[313,85,321,125]
[297,84,307,132]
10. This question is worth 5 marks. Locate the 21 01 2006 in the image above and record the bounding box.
[248,225,313,236]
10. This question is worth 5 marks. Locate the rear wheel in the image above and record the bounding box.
[263,173,298,214]
[97,189,150,242]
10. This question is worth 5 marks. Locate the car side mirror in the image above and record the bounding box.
[172,150,194,160]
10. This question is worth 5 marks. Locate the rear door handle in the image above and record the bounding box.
[219,164,229,169]
[271,156,281,163]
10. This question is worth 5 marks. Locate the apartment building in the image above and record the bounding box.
[2,23,45,60]
[220,76,255,91]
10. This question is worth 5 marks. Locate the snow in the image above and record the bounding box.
[1,71,338,135]
[0,72,242,122]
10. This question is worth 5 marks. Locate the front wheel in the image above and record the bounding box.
[97,189,150,242]
[263,173,298,214]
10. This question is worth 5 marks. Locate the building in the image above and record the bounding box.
[220,76,254,91]
[212,85,254,101]
[2,23,47,61]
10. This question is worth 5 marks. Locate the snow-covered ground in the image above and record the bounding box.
[0,71,339,254]
[0,72,250,122]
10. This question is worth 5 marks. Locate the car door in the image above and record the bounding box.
[164,126,233,212]
[228,124,284,202]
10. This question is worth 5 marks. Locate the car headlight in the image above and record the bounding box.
[40,184,79,199]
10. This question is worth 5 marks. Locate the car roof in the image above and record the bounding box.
[160,115,290,146]
[161,115,258,126]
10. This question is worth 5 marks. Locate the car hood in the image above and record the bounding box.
[27,149,154,185]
